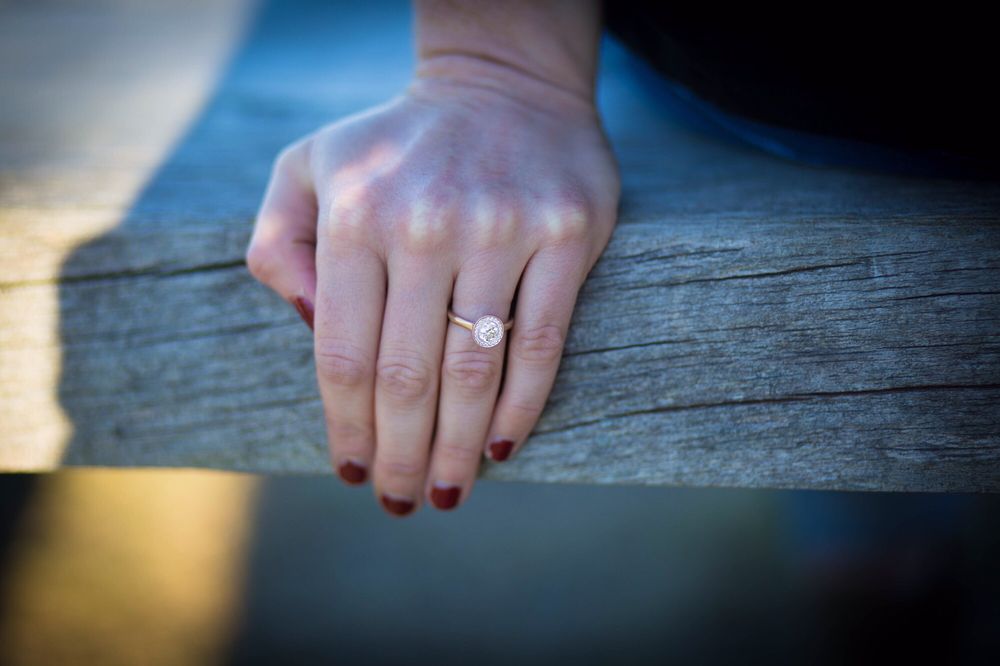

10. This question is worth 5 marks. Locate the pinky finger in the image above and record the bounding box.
[483,242,591,462]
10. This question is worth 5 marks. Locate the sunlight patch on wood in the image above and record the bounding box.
[0,0,254,468]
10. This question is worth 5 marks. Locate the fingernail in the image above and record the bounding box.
[380,493,416,517]
[430,483,461,510]
[487,438,514,461]
[337,460,367,485]
[292,296,314,331]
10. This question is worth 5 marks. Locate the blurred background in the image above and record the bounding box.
[1,0,998,663]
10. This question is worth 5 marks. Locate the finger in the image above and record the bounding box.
[313,221,386,488]
[246,139,319,329]
[372,251,453,517]
[483,242,592,462]
[424,256,523,511]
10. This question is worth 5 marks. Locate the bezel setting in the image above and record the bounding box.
[472,315,505,348]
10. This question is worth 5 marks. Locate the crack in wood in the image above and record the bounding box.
[534,383,1000,437]
[616,260,866,292]
[885,291,1000,302]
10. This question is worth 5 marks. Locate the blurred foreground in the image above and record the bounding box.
[1,471,997,664]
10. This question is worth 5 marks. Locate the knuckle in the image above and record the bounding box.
[466,193,518,252]
[377,351,435,403]
[323,198,374,249]
[512,324,566,365]
[398,201,451,257]
[433,441,481,466]
[273,144,296,173]
[315,337,371,387]
[397,179,462,255]
[244,241,276,283]
[507,397,545,419]
[323,177,386,247]
[269,142,308,188]
[378,453,425,480]
[542,186,592,245]
[443,349,501,393]
[324,416,372,451]
[557,190,590,221]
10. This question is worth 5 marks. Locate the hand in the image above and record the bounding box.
[246,1,618,516]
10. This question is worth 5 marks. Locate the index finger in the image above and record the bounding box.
[313,216,387,486]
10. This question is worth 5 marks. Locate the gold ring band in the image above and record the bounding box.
[447,310,514,348]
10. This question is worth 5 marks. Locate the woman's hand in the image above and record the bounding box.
[245,1,618,516]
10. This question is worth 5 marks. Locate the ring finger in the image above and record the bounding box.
[423,253,526,510]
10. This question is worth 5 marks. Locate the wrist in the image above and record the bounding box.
[410,53,598,118]
[412,0,600,110]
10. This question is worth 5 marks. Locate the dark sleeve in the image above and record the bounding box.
[602,2,1000,169]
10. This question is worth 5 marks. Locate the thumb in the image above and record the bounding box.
[246,138,318,330]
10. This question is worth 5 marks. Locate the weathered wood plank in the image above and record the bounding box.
[1,1,999,490]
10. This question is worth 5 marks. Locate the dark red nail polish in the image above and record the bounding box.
[292,296,314,331]
[338,460,367,485]
[488,439,514,461]
[430,484,461,510]
[380,494,416,516]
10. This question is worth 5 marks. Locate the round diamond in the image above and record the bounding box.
[472,315,504,348]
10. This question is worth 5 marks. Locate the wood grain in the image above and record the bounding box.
[1,1,998,490]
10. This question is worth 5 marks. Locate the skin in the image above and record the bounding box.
[246,0,620,516]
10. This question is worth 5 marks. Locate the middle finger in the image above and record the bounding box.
[372,250,453,516]
[424,252,525,510]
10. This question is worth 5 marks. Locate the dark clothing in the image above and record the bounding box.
[603,6,1000,176]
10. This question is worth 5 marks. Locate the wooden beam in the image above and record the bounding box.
[1,1,998,490]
